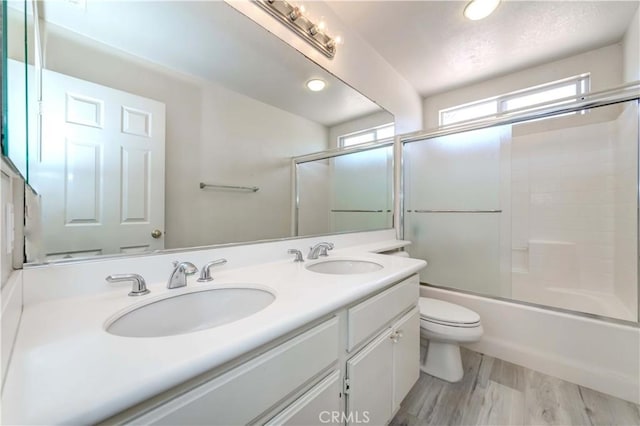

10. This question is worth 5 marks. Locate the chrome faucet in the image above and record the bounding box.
[106,274,150,296]
[168,261,198,289]
[308,242,334,260]
[197,259,227,282]
[288,249,304,262]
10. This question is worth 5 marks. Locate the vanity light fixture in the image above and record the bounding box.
[463,0,501,20]
[306,79,326,92]
[254,0,341,58]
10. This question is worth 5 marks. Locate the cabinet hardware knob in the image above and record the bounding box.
[151,229,163,239]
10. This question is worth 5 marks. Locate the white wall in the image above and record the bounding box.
[189,83,328,246]
[225,1,422,134]
[423,43,623,129]
[623,6,640,83]
[35,23,328,249]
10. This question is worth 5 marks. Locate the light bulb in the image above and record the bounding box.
[463,0,501,20]
[306,79,326,92]
[334,34,344,46]
[317,17,327,31]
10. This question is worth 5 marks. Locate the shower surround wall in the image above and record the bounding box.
[510,104,638,322]
[614,103,639,317]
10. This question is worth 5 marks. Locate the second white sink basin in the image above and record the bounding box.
[106,287,275,338]
[306,259,383,275]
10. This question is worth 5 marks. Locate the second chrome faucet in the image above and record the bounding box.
[308,242,334,260]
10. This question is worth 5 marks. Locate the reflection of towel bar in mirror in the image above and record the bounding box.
[199,182,260,192]
[408,209,502,213]
[331,209,392,213]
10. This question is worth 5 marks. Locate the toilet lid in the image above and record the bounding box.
[419,297,480,326]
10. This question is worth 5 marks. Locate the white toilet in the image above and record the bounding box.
[418,297,483,383]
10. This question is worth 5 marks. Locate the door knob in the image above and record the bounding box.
[151,229,163,239]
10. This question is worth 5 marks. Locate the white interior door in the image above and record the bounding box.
[32,68,165,259]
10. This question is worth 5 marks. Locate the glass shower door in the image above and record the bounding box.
[404,125,512,298]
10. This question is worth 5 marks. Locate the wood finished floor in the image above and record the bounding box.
[391,347,640,426]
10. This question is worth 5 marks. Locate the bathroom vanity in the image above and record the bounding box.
[116,275,419,425]
[1,233,426,425]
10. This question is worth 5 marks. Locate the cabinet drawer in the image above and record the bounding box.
[347,274,418,351]
[131,318,339,425]
[265,370,341,426]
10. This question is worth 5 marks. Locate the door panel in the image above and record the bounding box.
[33,69,166,259]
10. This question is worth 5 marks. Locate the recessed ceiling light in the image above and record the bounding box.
[464,0,501,20]
[306,79,326,92]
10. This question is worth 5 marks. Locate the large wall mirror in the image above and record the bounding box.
[5,1,394,263]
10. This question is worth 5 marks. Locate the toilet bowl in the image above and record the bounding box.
[419,297,483,383]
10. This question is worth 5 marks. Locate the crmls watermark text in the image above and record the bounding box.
[319,411,371,424]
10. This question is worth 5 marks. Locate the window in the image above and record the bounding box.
[439,74,590,126]
[339,123,395,147]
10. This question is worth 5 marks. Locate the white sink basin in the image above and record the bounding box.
[106,287,275,337]
[306,259,383,275]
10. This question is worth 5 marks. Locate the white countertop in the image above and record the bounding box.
[2,242,425,425]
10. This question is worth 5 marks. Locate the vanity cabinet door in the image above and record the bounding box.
[345,328,394,426]
[392,307,420,412]
[345,307,420,426]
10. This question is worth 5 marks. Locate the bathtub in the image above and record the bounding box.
[420,284,640,405]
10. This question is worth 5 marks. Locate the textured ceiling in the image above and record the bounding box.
[326,1,638,97]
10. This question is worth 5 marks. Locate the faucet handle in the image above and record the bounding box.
[106,273,150,297]
[197,259,227,282]
[288,249,304,262]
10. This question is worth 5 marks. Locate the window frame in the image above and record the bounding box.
[338,122,395,148]
[439,74,591,127]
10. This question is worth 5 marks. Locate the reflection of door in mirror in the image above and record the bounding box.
[31,68,165,260]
